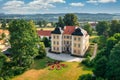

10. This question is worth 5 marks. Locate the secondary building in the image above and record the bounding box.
[37,30,51,39]
[51,26,89,57]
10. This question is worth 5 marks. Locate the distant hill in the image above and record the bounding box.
[0,13,120,22]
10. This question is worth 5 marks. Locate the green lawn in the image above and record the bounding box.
[12,57,92,80]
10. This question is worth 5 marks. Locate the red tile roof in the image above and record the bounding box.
[63,26,76,35]
[37,30,51,36]
[0,29,9,35]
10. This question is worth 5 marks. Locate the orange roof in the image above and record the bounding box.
[37,30,51,36]
[0,29,9,35]
[0,40,5,44]
[63,26,76,35]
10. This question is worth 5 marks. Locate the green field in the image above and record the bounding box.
[12,57,92,80]
[37,27,55,31]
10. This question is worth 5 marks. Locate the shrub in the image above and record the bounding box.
[36,42,46,59]
[42,37,50,47]
[81,57,93,67]
[78,74,95,80]
[96,77,107,80]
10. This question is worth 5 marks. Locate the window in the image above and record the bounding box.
[67,41,69,44]
[67,36,69,39]
[74,50,76,53]
[57,36,59,39]
[74,37,76,41]
[53,36,55,39]
[64,36,66,39]
[54,47,55,50]
[57,41,59,45]
[78,44,80,47]
[78,38,80,41]
[74,43,76,47]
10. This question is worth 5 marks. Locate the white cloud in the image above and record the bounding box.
[87,0,116,4]
[70,2,84,7]
[87,0,97,3]
[2,0,66,14]
[99,0,116,3]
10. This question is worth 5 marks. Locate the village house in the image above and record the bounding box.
[37,30,51,39]
[51,26,89,57]
[0,29,9,51]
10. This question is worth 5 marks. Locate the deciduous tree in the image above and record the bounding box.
[63,13,79,26]
[96,21,109,36]
[8,20,39,69]
[83,23,92,35]
[57,16,64,29]
[106,41,120,80]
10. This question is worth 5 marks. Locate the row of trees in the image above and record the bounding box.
[37,20,48,27]
[79,33,120,80]
[96,20,120,37]
[79,19,120,80]
[93,33,120,80]
[0,20,46,79]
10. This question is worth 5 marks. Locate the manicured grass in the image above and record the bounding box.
[12,57,92,80]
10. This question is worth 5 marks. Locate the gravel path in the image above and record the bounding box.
[46,49,84,62]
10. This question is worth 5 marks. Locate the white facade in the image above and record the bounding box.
[51,27,89,57]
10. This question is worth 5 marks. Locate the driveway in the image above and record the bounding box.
[46,49,84,62]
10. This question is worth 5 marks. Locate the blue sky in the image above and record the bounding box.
[0,0,120,14]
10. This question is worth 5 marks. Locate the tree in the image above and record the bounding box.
[93,56,107,78]
[0,53,7,73]
[96,21,109,36]
[0,52,13,79]
[109,20,120,36]
[36,42,46,59]
[98,36,107,49]
[1,22,6,29]
[57,16,64,29]
[63,13,79,26]
[51,22,56,27]
[38,21,42,27]
[106,33,120,53]
[83,23,92,35]
[37,20,48,27]
[42,37,50,47]
[106,37,117,52]
[42,20,47,27]
[106,41,120,80]
[8,20,39,69]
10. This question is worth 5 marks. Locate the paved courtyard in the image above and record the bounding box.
[46,43,97,62]
[46,49,84,62]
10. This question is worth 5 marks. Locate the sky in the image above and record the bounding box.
[0,0,120,14]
